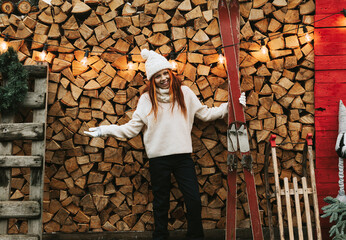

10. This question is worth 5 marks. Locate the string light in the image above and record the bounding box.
[302,26,312,42]
[39,44,47,61]
[127,54,134,70]
[260,39,268,55]
[1,34,8,52]
[0,9,339,70]
[169,52,177,70]
[217,48,225,64]
[81,49,89,66]
[0,10,339,59]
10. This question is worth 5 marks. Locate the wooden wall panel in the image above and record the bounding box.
[315,0,346,238]
[314,28,346,55]
[315,1,346,14]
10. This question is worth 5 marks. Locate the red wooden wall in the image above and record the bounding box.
[315,1,346,238]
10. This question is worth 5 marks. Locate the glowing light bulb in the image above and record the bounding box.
[81,57,87,66]
[218,54,225,64]
[217,48,225,65]
[39,50,46,61]
[261,45,268,55]
[169,52,178,70]
[127,53,134,70]
[259,39,268,55]
[39,44,47,61]
[128,61,134,70]
[305,33,312,42]
[170,59,177,70]
[81,50,89,66]
[302,25,312,43]
[0,41,8,52]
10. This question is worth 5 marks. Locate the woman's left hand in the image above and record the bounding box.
[84,127,101,137]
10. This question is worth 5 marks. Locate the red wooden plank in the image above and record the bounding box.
[315,117,337,131]
[317,156,342,168]
[315,144,337,158]
[315,135,338,157]
[315,13,346,28]
[315,83,346,98]
[315,97,340,112]
[315,5,344,240]
[315,70,346,83]
[316,168,345,183]
[315,55,346,70]
[315,0,346,14]
[316,182,340,195]
[315,28,346,55]
[315,84,346,118]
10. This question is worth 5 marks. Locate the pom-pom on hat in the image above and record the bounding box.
[141,49,172,80]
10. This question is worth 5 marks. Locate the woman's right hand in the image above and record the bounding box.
[84,127,101,137]
[239,92,246,107]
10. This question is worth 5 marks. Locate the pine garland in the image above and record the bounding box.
[321,196,346,239]
[0,47,28,113]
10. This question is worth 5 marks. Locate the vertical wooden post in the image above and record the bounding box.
[302,177,314,240]
[28,64,48,239]
[264,141,274,240]
[0,112,14,234]
[284,178,294,240]
[270,135,285,240]
[293,177,304,240]
[306,133,322,240]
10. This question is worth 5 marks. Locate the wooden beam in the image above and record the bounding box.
[0,156,42,168]
[0,123,44,141]
[21,92,46,109]
[0,201,40,218]
[0,235,39,240]
[23,65,48,78]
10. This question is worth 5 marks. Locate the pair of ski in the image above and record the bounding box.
[218,0,264,239]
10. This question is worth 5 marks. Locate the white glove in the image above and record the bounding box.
[239,92,246,107]
[335,132,346,158]
[84,127,101,138]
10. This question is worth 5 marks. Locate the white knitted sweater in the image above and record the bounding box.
[99,86,228,158]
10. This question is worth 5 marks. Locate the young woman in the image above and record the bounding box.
[85,49,244,240]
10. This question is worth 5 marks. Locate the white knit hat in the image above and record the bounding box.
[141,49,172,80]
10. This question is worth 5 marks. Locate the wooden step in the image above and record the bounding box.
[0,123,44,141]
[0,234,39,240]
[0,156,42,168]
[0,201,40,218]
[21,92,46,109]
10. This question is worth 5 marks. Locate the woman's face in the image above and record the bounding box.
[153,69,170,89]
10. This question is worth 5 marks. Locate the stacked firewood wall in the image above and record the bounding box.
[4,0,315,234]
[239,0,315,228]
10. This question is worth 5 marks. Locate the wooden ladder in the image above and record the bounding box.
[265,133,322,240]
[0,65,48,240]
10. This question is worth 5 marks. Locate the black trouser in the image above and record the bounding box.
[149,153,204,240]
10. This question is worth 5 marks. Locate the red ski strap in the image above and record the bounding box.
[269,134,276,148]
[306,133,313,146]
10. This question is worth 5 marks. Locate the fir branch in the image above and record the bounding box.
[0,47,28,113]
[322,197,346,239]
